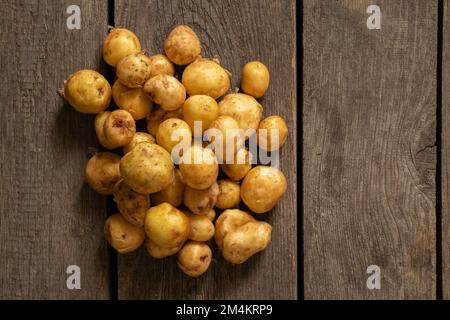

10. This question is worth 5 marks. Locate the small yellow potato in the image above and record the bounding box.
[145,238,182,259]
[123,132,155,154]
[144,203,190,248]
[102,28,141,67]
[151,167,185,207]
[164,25,201,65]
[257,115,288,151]
[116,52,152,88]
[218,93,263,136]
[143,74,186,111]
[216,179,240,209]
[222,220,272,264]
[113,179,150,227]
[240,166,287,213]
[146,107,183,136]
[95,111,115,149]
[214,209,255,250]
[184,211,215,241]
[182,95,219,134]
[205,209,216,221]
[120,142,174,194]
[241,61,270,98]
[104,213,145,253]
[112,80,153,120]
[85,152,121,195]
[184,182,219,215]
[206,115,244,162]
[220,148,253,181]
[63,70,111,114]
[179,145,218,190]
[182,59,230,99]
[103,110,136,149]
[177,241,212,277]
[156,118,192,155]
[148,54,175,78]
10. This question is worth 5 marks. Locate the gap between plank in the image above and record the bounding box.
[299,0,304,300]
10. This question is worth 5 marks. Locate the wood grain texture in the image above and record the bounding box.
[115,0,297,300]
[0,1,111,299]
[304,0,436,299]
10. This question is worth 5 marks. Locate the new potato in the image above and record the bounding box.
[184,182,219,215]
[104,213,145,253]
[123,132,155,154]
[148,54,175,78]
[257,115,288,151]
[164,25,201,65]
[206,115,244,163]
[177,241,212,277]
[151,167,185,207]
[179,145,218,190]
[220,148,253,181]
[241,61,270,98]
[216,179,240,209]
[145,238,182,259]
[103,28,141,67]
[156,118,192,155]
[113,179,150,227]
[112,80,153,120]
[85,152,121,195]
[146,107,183,136]
[144,74,186,111]
[103,110,136,149]
[116,52,152,88]
[182,95,219,134]
[184,211,215,242]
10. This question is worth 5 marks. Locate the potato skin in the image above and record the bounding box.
[240,166,287,213]
[177,241,212,277]
[205,209,216,221]
[179,145,218,190]
[214,209,254,250]
[120,142,174,194]
[151,167,185,207]
[185,211,215,241]
[216,179,241,209]
[182,59,230,99]
[144,203,190,248]
[143,74,186,111]
[145,238,182,259]
[104,213,145,253]
[148,54,175,78]
[116,52,152,88]
[85,152,121,195]
[64,70,111,114]
[156,118,192,155]
[113,179,150,227]
[103,28,141,67]
[220,148,253,181]
[182,95,219,134]
[112,80,153,120]
[95,111,115,149]
[123,132,155,154]
[257,115,288,151]
[164,25,201,65]
[103,110,136,149]
[241,61,270,98]
[146,107,183,136]
[184,182,219,215]
[218,93,263,135]
[206,115,244,163]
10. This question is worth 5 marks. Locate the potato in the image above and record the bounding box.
[123,132,155,154]
[148,54,175,78]
[95,111,115,149]
[177,241,212,277]
[116,52,152,88]
[205,115,244,162]
[218,93,263,136]
[143,74,186,111]
[63,70,111,114]
[184,182,219,215]
[103,110,136,149]
[179,145,218,190]
[120,142,174,194]
[222,220,272,264]
[144,203,190,248]
[214,209,254,250]
[145,238,182,259]
[156,118,192,155]
[85,152,121,195]
[151,167,185,207]
[216,179,240,209]
[240,166,287,213]
[184,211,215,241]
[104,213,145,253]
[220,148,253,181]
[164,25,201,65]
[112,80,153,120]
[182,59,230,99]
[146,107,183,136]
[182,95,219,135]
[102,28,141,67]
[257,115,288,151]
[205,209,216,221]
[241,61,270,98]
[113,179,150,227]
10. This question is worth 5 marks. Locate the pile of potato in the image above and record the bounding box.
[60,25,288,277]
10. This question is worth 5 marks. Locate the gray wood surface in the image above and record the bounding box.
[114,0,297,300]
[303,0,437,299]
[0,1,111,299]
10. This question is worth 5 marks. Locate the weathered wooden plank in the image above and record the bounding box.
[115,0,297,299]
[0,1,111,299]
[304,0,436,299]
